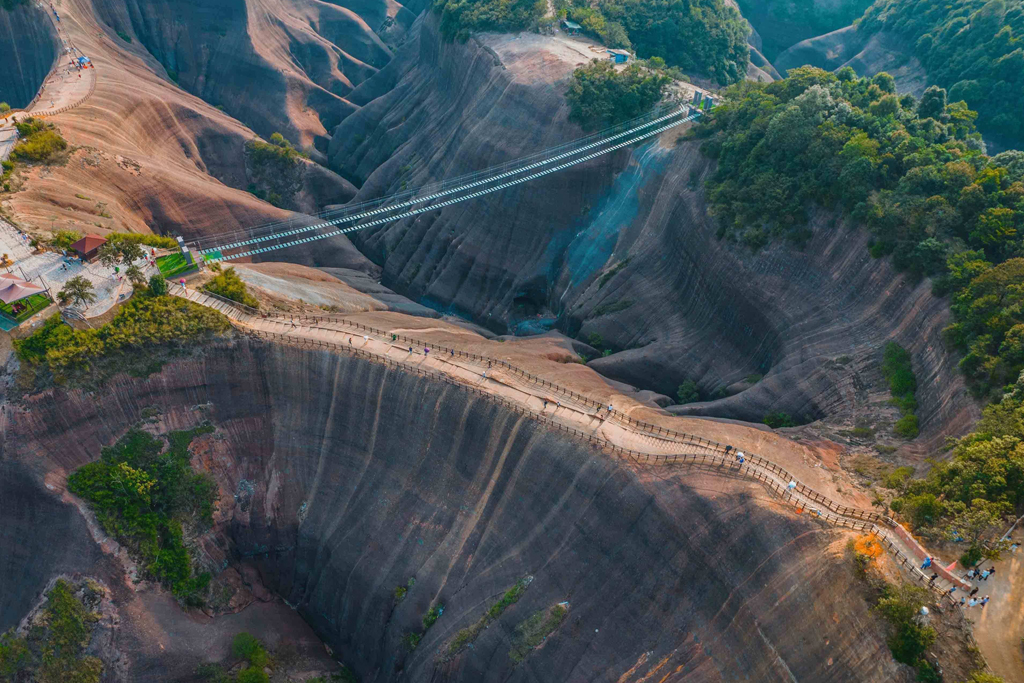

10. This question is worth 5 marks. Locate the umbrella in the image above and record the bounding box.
[0,275,45,304]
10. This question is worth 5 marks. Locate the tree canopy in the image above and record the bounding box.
[856,0,1024,145]
[561,0,749,84]
[566,60,671,130]
[699,66,1024,395]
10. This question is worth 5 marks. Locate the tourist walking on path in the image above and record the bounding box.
[921,557,932,570]
[970,587,979,597]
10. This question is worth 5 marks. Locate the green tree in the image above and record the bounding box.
[676,380,699,404]
[566,60,670,130]
[148,274,168,296]
[0,103,10,115]
[918,85,947,120]
[125,264,146,287]
[58,276,97,309]
[874,584,936,666]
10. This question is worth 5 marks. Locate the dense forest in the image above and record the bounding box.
[698,67,1024,398]
[562,0,750,84]
[856,0,1024,145]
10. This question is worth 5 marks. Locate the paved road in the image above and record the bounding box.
[973,543,1024,682]
[0,129,17,163]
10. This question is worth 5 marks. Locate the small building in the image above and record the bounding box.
[71,234,107,262]
[561,19,582,35]
[606,49,630,64]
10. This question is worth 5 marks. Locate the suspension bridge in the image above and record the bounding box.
[191,105,704,264]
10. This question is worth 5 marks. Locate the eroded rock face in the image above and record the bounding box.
[313,17,975,445]
[0,3,60,109]
[6,341,913,681]
[90,0,419,147]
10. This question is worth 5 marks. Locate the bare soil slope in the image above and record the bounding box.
[2,0,356,241]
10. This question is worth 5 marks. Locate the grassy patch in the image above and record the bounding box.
[156,253,197,278]
[404,602,444,652]
[0,292,51,322]
[592,300,633,317]
[68,427,217,605]
[597,259,629,288]
[0,579,104,681]
[508,604,568,664]
[447,577,531,658]
[13,294,230,385]
[882,342,919,439]
[115,29,132,43]
[10,118,67,164]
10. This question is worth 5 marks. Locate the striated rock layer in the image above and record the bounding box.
[5,340,912,681]
[0,3,60,110]
[305,17,977,448]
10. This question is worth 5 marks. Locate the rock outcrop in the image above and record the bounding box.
[3,339,914,682]
[90,0,423,148]
[1,0,357,239]
[775,26,928,96]
[0,2,59,110]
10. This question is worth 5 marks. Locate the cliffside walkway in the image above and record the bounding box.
[175,286,977,619]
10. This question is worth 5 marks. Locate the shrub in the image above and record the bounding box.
[107,232,178,250]
[51,229,82,250]
[448,578,531,657]
[959,544,984,568]
[874,584,936,669]
[232,633,268,668]
[676,380,699,404]
[204,267,259,308]
[422,604,443,630]
[508,604,568,663]
[763,412,796,428]
[0,579,103,682]
[237,668,270,683]
[10,122,67,163]
[14,296,230,379]
[894,414,919,438]
[115,29,132,43]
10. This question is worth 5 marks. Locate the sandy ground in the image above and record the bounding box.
[972,534,1024,683]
